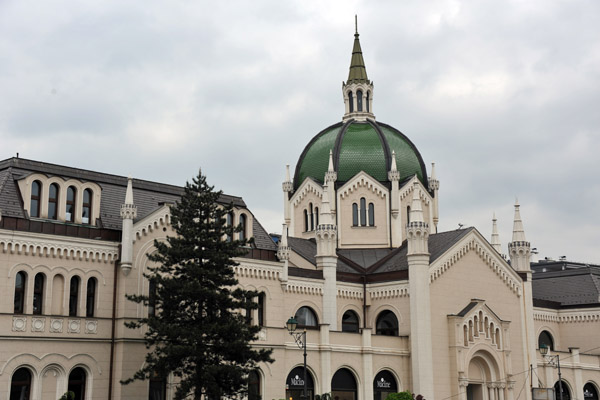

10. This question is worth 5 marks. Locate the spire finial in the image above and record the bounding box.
[355,14,358,35]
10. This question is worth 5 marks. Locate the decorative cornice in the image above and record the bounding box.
[291,180,324,207]
[399,177,431,205]
[533,309,600,323]
[234,261,282,280]
[133,205,170,243]
[120,203,137,220]
[368,283,409,300]
[338,172,388,199]
[283,279,323,296]
[430,232,522,296]
[0,231,118,263]
[337,285,364,300]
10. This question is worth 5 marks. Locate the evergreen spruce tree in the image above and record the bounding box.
[124,169,273,400]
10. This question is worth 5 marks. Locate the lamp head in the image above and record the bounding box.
[286,316,298,333]
[540,343,549,356]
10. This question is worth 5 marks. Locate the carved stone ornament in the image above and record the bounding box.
[12,316,27,332]
[31,317,45,332]
[50,318,64,333]
[85,320,98,334]
[68,319,81,333]
[257,328,267,341]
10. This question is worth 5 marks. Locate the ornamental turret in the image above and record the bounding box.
[389,151,402,247]
[120,177,137,275]
[508,200,531,272]
[491,212,502,254]
[277,223,290,286]
[324,150,337,216]
[282,165,293,226]
[342,17,375,122]
[428,162,440,232]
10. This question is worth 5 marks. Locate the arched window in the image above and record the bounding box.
[68,367,87,400]
[82,189,92,224]
[376,310,399,336]
[407,206,411,224]
[360,197,367,226]
[295,306,318,329]
[149,371,166,400]
[66,186,76,222]
[14,271,27,314]
[368,202,375,226]
[366,91,370,112]
[69,276,80,317]
[33,273,45,315]
[315,207,319,227]
[304,209,309,232]
[309,203,314,231]
[357,90,363,111]
[148,279,157,317]
[286,366,314,400]
[48,183,59,220]
[248,370,261,400]
[538,330,554,351]
[352,203,358,226]
[52,274,65,315]
[86,278,97,318]
[257,293,265,327]
[374,370,398,400]
[332,368,357,400]
[342,310,360,333]
[10,367,32,400]
[239,213,247,241]
[348,91,354,112]
[554,381,571,400]
[225,212,233,242]
[584,383,599,400]
[30,180,41,218]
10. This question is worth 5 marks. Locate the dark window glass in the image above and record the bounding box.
[304,209,309,232]
[149,372,166,400]
[360,197,367,226]
[148,280,157,317]
[357,90,363,112]
[33,273,45,315]
[331,368,357,400]
[68,367,86,400]
[82,189,92,224]
[584,383,599,400]
[48,183,59,220]
[69,276,80,316]
[86,278,96,317]
[538,330,554,351]
[376,310,399,336]
[342,310,359,333]
[315,207,319,227]
[10,368,31,400]
[14,271,27,314]
[407,206,411,224]
[348,92,354,112]
[554,381,571,400]
[66,186,76,222]
[248,370,261,400]
[309,203,314,231]
[352,203,358,226]
[257,293,265,327]
[368,203,375,226]
[366,91,370,112]
[374,370,398,400]
[225,212,233,242]
[30,180,41,218]
[286,366,314,400]
[295,306,318,328]
[239,214,247,241]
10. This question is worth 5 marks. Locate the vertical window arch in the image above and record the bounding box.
[357,89,363,111]
[348,91,354,112]
[82,189,92,224]
[538,330,554,351]
[342,310,360,333]
[66,186,76,222]
[52,274,65,315]
[68,367,87,400]
[248,370,261,400]
[309,203,314,231]
[86,278,97,318]
[584,383,599,400]
[30,180,41,218]
[407,206,411,224]
[225,212,233,242]
[554,381,571,400]
[239,213,247,241]
[257,293,265,327]
[14,271,27,314]
[332,368,357,400]
[303,209,309,232]
[148,279,157,317]
[295,306,318,328]
[366,91,370,112]
[33,273,45,315]
[376,310,399,336]
[149,371,166,400]
[315,207,319,227]
[374,370,398,400]
[360,197,367,226]
[69,276,80,317]
[352,203,358,226]
[48,183,59,220]
[368,202,375,226]
[10,367,32,400]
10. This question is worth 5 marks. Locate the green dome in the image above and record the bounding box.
[294,120,428,190]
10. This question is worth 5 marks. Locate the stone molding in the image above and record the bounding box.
[133,205,170,243]
[430,231,522,296]
[533,309,600,323]
[234,261,281,280]
[338,172,388,199]
[291,180,324,207]
[284,280,323,296]
[368,283,409,299]
[0,231,118,263]
[337,285,364,300]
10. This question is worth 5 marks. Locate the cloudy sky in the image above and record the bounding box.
[1,0,599,263]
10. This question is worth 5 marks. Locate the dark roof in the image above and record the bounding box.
[0,158,276,251]
[532,266,600,306]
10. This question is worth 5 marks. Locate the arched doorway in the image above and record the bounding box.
[554,380,571,400]
[331,368,357,400]
[374,370,398,400]
[584,383,599,400]
[68,367,87,400]
[465,351,502,400]
[286,366,314,400]
[10,367,32,400]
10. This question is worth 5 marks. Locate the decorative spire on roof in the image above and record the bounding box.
[491,212,502,253]
[347,15,370,85]
[508,199,531,272]
[511,199,527,243]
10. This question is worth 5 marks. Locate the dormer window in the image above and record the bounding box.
[348,91,354,112]
[357,90,363,111]
[48,183,59,220]
[30,180,41,218]
[82,189,92,224]
[66,186,76,222]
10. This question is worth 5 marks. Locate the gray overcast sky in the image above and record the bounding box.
[1,0,599,263]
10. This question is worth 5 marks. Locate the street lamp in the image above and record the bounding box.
[540,343,563,400]
[286,316,308,400]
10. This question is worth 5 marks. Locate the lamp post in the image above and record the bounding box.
[286,316,308,400]
[540,343,563,400]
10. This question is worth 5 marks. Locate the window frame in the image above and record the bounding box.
[66,186,77,222]
[376,310,399,336]
[48,183,59,220]
[30,180,41,218]
[86,278,97,318]
[82,189,92,224]
[33,273,45,315]
[342,310,360,333]
[295,306,319,329]
[69,276,80,317]
[14,271,27,314]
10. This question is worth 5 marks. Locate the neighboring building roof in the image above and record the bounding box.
[293,120,428,191]
[532,263,600,306]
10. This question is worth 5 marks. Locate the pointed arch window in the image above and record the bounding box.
[82,189,92,224]
[352,203,358,226]
[68,367,87,400]
[14,271,27,314]
[357,90,363,111]
[348,91,354,112]
[30,180,41,218]
[48,183,59,220]
[148,279,157,317]
[315,207,319,227]
[33,273,45,315]
[303,209,309,232]
[309,203,314,231]
[407,206,411,224]
[239,213,247,241]
[248,370,261,400]
[366,91,370,112]
[66,186,76,222]
[86,278,97,317]
[69,276,80,316]
[360,197,367,226]
[10,367,32,400]
[368,202,375,226]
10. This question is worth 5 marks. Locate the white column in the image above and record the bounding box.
[320,324,332,395]
[362,328,374,400]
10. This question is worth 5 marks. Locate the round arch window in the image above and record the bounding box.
[286,366,314,400]
[376,310,398,336]
[68,367,87,400]
[584,383,599,400]
[374,370,398,400]
[538,330,554,351]
[10,367,31,400]
[295,306,318,329]
[342,310,359,333]
[331,368,357,400]
[554,380,571,400]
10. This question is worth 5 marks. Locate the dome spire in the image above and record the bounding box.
[347,15,370,85]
